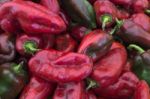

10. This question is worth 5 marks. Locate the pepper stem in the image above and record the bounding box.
[145,9,150,14]
[86,78,99,91]
[24,41,40,54]
[101,14,112,31]
[12,61,24,74]
[127,44,145,54]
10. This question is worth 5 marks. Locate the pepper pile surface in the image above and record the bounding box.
[0,0,150,99]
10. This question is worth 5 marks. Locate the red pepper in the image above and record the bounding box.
[29,49,93,83]
[20,76,55,99]
[131,13,150,33]
[96,72,139,99]
[40,0,60,14]
[78,30,113,62]
[0,1,66,34]
[83,91,97,99]
[55,34,77,53]
[122,59,133,73]
[53,82,84,99]
[58,10,70,27]
[94,0,129,30]
[90,42,127,89]
[133,80,150,99]
[16,34,54,56]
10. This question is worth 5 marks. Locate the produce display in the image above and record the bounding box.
[0,0,150,99]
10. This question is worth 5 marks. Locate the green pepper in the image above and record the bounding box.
[0,62,28,99]
[60,0,96,29]
[128,44,150,85]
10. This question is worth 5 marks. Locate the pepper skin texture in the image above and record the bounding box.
[78,30,113,62]
[55,34,77,53]
[91,42,127,89]
[0,33,15,64]
[122,59,133,73]
[131,13,150,33]
[60,0,96,29]
[16,34,54,56]
[83,91,97,99]
[29,50,93,83]
[53,82,84,99]
[0,1,66,34]
[118,19,150,48]
[96,72,139,99]
[133,80,150,99]
[0,62,28,99]
[40,0,60,14]
[20,76,54,99]
[94,0,129,28]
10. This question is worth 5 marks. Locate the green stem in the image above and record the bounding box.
[101,14,112,31]
[12,61,24,74]
[86,78,99,91]
[127,44,145,54]
[145,9,150,14]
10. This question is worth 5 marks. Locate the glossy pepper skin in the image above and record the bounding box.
[90,42,127,90]
[60,0,96,29]
[117,19,150,48]
[55,34,77,53]
[16,34,54,56]
[96,72,139,99]
[29,49,93,83]
[94,0,129,30]
[40,0,60,14]
[0,33,15,64]
[53,82,84,99]
[78,30,113,62]
[0,62,28,99]
[20,76,55,99]
[133,80,150,99]
[0,1,66,34]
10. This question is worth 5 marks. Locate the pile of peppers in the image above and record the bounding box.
[0,0,150,99]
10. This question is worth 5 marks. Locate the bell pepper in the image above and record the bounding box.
[87,42,127,91]
[131,13,150,33]
[78,30,113,62]
[59,10,70,27]
[116,19,150,48]
[0,62,28,99]
[40,0,60,14]
[133,80,150,99]
[53,82,84,99]
[122,59,133,73]
[83,91,97,99]
[70,25,91,42]
[0,1,66,34]
[29,49,93,83]
[16,34,54,56]
[0,33,15,64]
[128,44,150,85]
[60,0,96,29]
[94,72,139,99]
[55,33,77,53]
[94,0,129,30]
[20,76,55,99]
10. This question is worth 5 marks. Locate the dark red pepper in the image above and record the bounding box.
[16,34,54,56]
[53,82,84,99]
[29,49,93,83]
[89,42,127,90]
[94,0,129,30]
[133,80,150,99]
[0,1,66,34]
[55,34,77,53]
[20,76,55,99]
[78,30,113,62]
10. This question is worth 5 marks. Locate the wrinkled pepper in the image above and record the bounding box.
[78,30,113,62]
[53,82,84,99]
[60,0,96,29]
[0,1,66,34]
[0,62,28,99]
[55,34,77,53]
[0,33,15,64]
[128,44,150,85]
[94,0,129,30]
[88,42,127,91]
[133,80,150,99]
[20,76,55,99]
[29,49,93,83]
[16,34,54,56]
